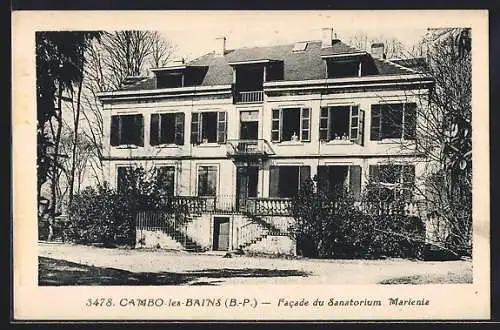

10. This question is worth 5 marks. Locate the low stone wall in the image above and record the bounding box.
[136,228,184,250]
[244,235,296,255]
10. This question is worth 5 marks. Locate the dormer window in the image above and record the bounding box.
[153,65,208,89]
[292,41,308,52]
[327,59,361,78]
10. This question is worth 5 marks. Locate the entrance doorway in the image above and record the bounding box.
[236,166,258,211]
[213,216,230,251]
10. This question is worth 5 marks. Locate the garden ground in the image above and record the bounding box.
[38,242,472,286]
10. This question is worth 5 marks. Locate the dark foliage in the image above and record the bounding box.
[290,176,425,259]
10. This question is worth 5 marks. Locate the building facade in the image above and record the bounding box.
[98,28,433,254]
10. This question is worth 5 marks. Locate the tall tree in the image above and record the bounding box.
[36,31,101,239]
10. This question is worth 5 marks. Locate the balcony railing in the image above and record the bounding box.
[246,197,293,216]
[226,139,274,158]
[236,90,264,103]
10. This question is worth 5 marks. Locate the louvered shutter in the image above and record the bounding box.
[110,115,120,146]
[271,109,281,142]
[191,113,200,144]
[175,113,185,145]
[403,103,417,140]
[300,108,311,142]
[299,166,311,187]
[319,107,329,141]
[369,165,380,183]
[135,115,144,146]
[370,104,382,141]
[150,114,160,146]
[269,166,280,197]
[349,165,362,201]
[217,111,227,143]
[350,106,364,145]
[317,166,329,192]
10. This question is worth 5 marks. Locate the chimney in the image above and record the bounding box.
[215,36,226,56]
[321,27,334,48]
[371,43,386,59]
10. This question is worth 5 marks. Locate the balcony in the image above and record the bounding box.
[226,139,275,159]
[236,90,264,104]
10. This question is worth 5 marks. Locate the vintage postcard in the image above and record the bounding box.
[12,10,490,320]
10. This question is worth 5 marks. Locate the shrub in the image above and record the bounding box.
[290,176,426,259]
[67,183,135,246]
[66,165,172,246]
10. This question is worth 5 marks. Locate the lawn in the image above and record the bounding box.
[38,243,473,285]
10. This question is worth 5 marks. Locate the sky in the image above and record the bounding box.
[156,11,431,61]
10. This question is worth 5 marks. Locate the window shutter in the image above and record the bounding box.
[217,111,227,143]
[174,113,185,145]
[349,165,362,201]
[368,165,380,183]
[271,108,281,142]
[300,107,311,142]
[402,165,415,185]
[319,107,329,141]
[110,115,120,146]
[349,105,360,142]
[299,166,311,188]
[317,166,329,192]
[403,103,417,140]
[135,115,144,146]
[191,113,200,144]
[370,104,382,141]
[269,166,280,197]
[150,114,160,146]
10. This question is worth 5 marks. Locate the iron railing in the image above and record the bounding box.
[226,139,274,158]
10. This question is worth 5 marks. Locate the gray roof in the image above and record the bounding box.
[122,40,417,91]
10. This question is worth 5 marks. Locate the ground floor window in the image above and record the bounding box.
[116,166,132,193]
[197,165,217,196]
[269,165,311,197]
[368,164,415,201]
[156,166,175,196]
[317,165,362,200]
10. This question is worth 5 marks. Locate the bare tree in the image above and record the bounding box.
[76,30,176,187]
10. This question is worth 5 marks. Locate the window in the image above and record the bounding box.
[317,165,362,200]
[150,113,185,146]
[271,107,311,142]
[292,42,308,52]
[368,164,415,201]
[269,166,310,197]
[370,103,417,140]
[157,166,175,196]
[110,114,144,146]
[157,72,184,88]
[116,167,131,193]
[319,105,364,144]
[327,60,361,78]
[191,112,227,144]
[197,166,217,196]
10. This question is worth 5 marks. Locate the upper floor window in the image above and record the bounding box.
[150,113,185,146]
[319,105,364,144]
[327,59,361,78]
[370,103,417,141]
[271,107,311,142]
[191,111,227,144]
[110,114,144,147]
[157,72,183,88]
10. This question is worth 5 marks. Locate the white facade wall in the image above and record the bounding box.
[101,86,429,197]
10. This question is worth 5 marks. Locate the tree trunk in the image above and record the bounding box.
[68,72,84,207]
[49,82,63,240]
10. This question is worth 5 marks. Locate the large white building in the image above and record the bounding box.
[98,28,433,254]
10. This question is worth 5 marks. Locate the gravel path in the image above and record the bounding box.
[38,242,472,285]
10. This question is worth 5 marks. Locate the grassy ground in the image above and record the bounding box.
[38,256,310,286]
[38,243,473,286]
